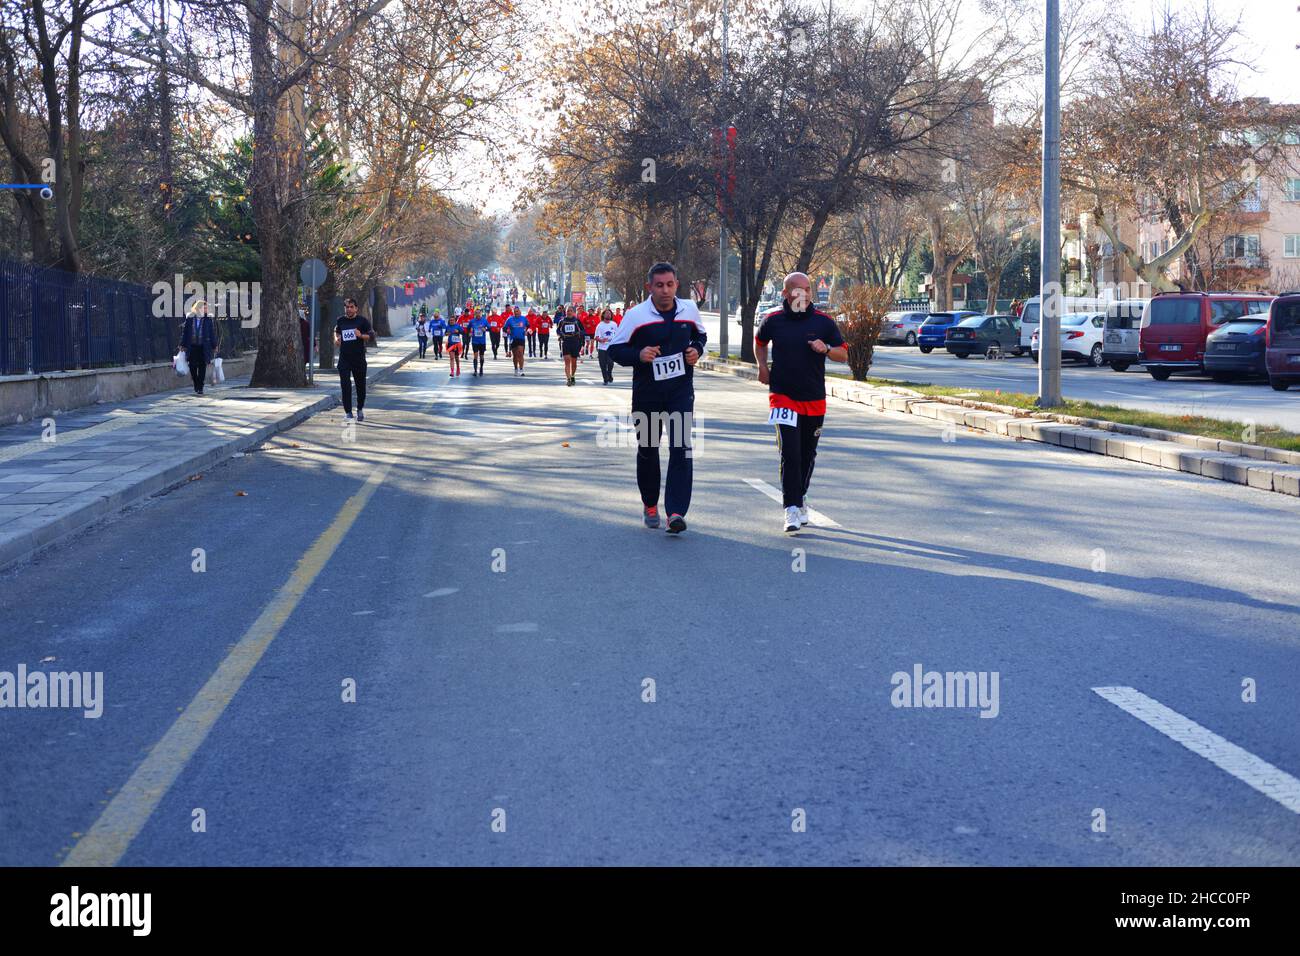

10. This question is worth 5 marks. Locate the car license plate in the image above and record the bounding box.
[1160,344,1181,352]
[1289,355,1300,366]
[1106,333,1121,343]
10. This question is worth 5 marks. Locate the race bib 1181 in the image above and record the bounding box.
[652,352,686,381]
[768,405,798,427]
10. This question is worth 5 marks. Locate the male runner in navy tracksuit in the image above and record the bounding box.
[606,262,708,534]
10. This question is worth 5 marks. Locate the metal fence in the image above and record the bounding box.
[0,259,254,376]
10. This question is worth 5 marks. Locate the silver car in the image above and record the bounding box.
[879,310,929,345]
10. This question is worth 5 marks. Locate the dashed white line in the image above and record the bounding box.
[742,478,842,528]
[1093,685,1300,814]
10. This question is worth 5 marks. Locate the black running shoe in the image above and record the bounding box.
[667,514,687,534]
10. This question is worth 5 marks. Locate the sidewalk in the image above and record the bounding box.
[0,330,418,571]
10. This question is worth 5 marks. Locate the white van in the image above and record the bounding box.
[1017,295,1107,353]
[1100,298,1150,371]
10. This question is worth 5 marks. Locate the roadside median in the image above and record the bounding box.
[0,331,419,572]
[697,357,1300,498]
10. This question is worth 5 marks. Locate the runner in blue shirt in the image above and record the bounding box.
[470,314,490,376]
[504,307,529,377]
[427,312,447,360]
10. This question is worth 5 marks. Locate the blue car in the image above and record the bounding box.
[917,311,980,353]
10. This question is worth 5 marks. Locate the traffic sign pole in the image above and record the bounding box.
[299,258,328,387]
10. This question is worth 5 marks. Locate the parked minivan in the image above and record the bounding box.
[1266,292,1300,391]
[1100,298,1150,371]
[1018,295,1105,355]
[1138,292,1273,380]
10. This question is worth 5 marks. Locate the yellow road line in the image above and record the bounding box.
[62,450,403,867]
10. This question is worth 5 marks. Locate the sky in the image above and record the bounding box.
[456,0,1299,218]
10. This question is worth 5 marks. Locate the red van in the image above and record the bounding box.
[1266,292,1300,391]
[1139,292,1273,380]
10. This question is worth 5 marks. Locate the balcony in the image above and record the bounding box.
[1218,254,1271,283]
[1231,197,1269,224]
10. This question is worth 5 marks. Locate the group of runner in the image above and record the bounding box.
[411,302,625,382]
[359,263,847,536]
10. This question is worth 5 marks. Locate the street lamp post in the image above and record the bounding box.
[718,0,730,359]
[1038,0,1063,407]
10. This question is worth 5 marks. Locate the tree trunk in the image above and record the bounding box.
[929,213,951,310]
[372,284,389,338]
[247,0,308,387]
[985,271,1001,315]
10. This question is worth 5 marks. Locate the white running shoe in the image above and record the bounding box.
[798,503,809,526]
[783,506,801,533]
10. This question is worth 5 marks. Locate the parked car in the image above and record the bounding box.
[1204,314,1269,382]
[879,310,929,346]
[1138,292,1273,380]
[944,314,1021,358]
[1266,292,1300,391]
[1018,295,1104,354]
[1030,312,1106,366]
[917,311,980,353]
[1101,298,1150,371]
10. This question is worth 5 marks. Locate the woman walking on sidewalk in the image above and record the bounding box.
[334,297,373,421]
[181,299,218,396]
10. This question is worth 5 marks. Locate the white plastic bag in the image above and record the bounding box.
[213,357,225,383]
[174,349,189,376]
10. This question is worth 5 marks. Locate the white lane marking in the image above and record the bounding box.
[1093,686,1300,815]
[424,587,459,598]
[742,478,842,528]
[352,610,375,616]
[496,622,539,633]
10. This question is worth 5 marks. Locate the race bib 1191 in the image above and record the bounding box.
[768,405,798,427]
[652,352,686,381]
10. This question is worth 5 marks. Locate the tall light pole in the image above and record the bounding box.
[1038,0,1063,406]
[718,0,730,359]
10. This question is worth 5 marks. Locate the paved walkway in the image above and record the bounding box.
[0,330,417,571]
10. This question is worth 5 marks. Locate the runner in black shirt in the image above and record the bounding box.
[334,297,374,421]
[754,272,846,532]
[606,262,707,533]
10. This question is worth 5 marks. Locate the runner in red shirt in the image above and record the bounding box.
[487,311,504,359]
[526,309,540,358]
[581,309,599,356]
[537,311,553,359]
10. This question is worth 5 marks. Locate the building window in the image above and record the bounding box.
[1284,235,1300,258]
[1161,238,1169,254]
[1284,178,1300,202]
[1222,235,1261,259]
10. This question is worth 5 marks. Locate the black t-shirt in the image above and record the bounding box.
[557,316,582,338]
[335,315,372,366]
[755,305,844,402]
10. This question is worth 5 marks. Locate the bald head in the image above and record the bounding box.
[783,272,811,313]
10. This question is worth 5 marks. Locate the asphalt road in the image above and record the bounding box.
[2,346,1298,865]
[700,310,1300,433]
